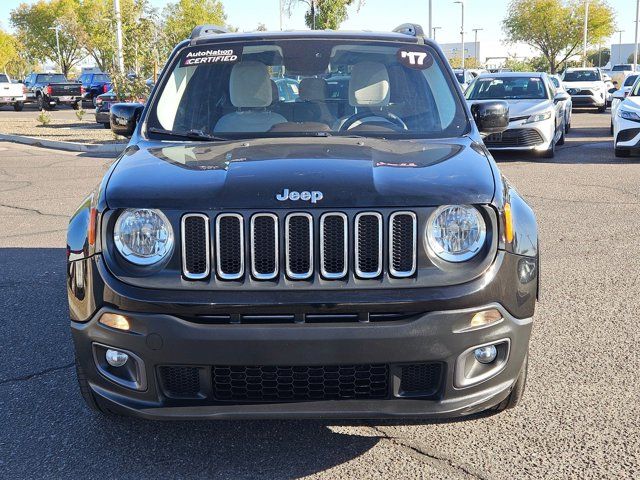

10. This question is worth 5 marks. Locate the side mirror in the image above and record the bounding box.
[470,101,509,136]
[110,103,144,138]
[554,92,570,103]
[608,87,618,94]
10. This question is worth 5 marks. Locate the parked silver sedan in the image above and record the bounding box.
[549,74,572,133]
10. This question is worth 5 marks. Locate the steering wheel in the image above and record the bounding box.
[339,110,408,132]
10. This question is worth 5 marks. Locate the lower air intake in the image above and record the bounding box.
[212,364,389,402]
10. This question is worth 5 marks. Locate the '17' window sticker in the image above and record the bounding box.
[397,49,433,69]
[181,48,240,67]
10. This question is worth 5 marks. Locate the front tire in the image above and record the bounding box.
[36,95,44,110]
[103,122,110,129]
[491,355,528,413]
[556,124,565,146]
[75,357,118,416]
[615,147,630,157]
[597,105,606,113]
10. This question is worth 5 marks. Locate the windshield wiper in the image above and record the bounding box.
[147,127,229,142]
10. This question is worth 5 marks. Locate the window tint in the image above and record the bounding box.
[0,74,9,83]
[563,70,599,82]
[36,74,67,83]
[624,75,638,86]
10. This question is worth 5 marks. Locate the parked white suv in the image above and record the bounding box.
[562,67,607,112]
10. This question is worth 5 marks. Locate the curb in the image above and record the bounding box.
[0,133,127,154]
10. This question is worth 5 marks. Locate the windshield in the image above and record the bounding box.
[455,72,464,83]
[465,76,548,100]
[563,70,599,82]
[624,75,639,87]
[36,74,67,83]
[0,74,8,83]
[612,65,632,71]
[549,76,560,88]
[146,39,467,139]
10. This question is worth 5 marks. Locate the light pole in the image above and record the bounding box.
[279,0,283,30]
[454,0,465,69]
[48,26,61,71]
[582,0,589,67]
[114,0,125,73]
[428,0,432,39]
[472,28,483,66]
[616,30,624,64]
[432,26,442,41]
[635,0,640,70]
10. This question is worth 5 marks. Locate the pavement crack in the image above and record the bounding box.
[0,202,68,218]
[366,424,488,480]
[0,362,74,386]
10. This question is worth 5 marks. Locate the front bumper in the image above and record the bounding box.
[570,94,605,107]
[72,304,531,420]
[484,122,554,152]
[69,250,536,420]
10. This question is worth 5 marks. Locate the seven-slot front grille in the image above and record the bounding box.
[181,211,417,282]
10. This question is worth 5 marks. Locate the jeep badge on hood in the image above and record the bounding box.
[276,188,323,203]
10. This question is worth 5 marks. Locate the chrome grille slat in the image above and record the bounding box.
[355,212,383,279]
[181,214,210,280]
[320,213,348,279]
[285,213,313,280]
[250,213,279,280]
[389,211,417,278]
[216,213,244,280]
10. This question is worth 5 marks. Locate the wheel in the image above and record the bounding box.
[103,122,110,129]
[597,105,606,113]
[615,147,630,157]
[565,114,571,133]
[556,125,565,146]
[36,94,44,110]
[13,102,24,112]
[540,135,556,158]
[75,356,118,416]
[72,102,80,110]
[92,96,98,108]
[610,122,614,135]
[491,355,528,413]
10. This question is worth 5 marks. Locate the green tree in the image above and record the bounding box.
[286,0,365,30]
[503,0,615,73]
[587,47,610,67]
[0,30,20,74]
[10,0,85,76]
[162,0,227,50]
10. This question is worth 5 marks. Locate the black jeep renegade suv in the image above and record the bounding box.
[67,24,538,420]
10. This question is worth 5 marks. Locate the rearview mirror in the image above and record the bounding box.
[470,101,509,136]
[110,103,144,138]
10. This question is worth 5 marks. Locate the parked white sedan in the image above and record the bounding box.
[612,76,640,157]
[549,74,572,133]
[466,72,567,158]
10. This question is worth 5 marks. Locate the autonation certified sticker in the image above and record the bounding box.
[181,48,239,67]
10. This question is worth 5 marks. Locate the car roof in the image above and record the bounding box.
[191,29,422,46]
[565,67,599,71]
[476,72,546,78]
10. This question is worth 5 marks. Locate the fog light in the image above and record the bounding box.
[474,345,498,364]
[105,349,129,367]
[99,313,130,331]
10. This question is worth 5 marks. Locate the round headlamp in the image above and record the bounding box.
[113,208,174,265]
[426,205,486,262]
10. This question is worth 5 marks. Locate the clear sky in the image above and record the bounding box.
[0,0,630,58]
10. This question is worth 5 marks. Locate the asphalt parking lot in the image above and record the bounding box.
[1,111,638,479]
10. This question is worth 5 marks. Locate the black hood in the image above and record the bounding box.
[105,137,495,209]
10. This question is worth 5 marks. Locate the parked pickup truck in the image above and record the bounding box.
[78,72,111,106]
[24,72,83,110]
[0,74,27,111]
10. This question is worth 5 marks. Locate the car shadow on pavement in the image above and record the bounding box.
[0,248,387,478]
